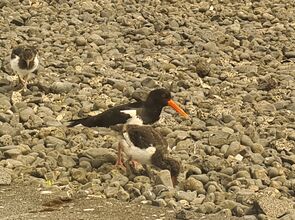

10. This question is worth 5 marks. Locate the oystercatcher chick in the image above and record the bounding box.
[67,88,188,128]
[116,110,181,186]
[10,45,39,91]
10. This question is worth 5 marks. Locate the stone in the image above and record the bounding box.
[117,188,130,201]
[50,82,74,94]
[0,96,11,111]
[82,148,117,168]
[254,101,276,113]
[111,173,129,186]
[45,136,67,148]
[88,34,105,46]
[251,166,269,181]
[224,141,243,157]
[176,139,194,151]
[75,36,87,46]
[134,176,151,184]
[256,196,294,218]
[19,107,35,122]
[57,155,76,168]
[251,143,264,154]
[1,159,23,168]
[155,170,174,188]
[141,78,157,88]
[104,186,119,198]
[0,167,12,185]
[152,198,167,207]
[3,148,22,158]
[176,209,201,220]
[183,177,205,193]
[71,168,88,184]
[208,131,238,147]
[0,123,18,137]
[0,134,13,146]
[241,135,254,147]
[175,191,197,202]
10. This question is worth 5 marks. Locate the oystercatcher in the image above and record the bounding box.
[67,88,188,128]
[116,110,181,186]
[10,45,39,91]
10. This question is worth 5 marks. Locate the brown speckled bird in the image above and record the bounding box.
[116,112,181,185]
[10,45,39,91]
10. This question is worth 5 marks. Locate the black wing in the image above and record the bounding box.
[67,101,144,127]
[11,47,23,58]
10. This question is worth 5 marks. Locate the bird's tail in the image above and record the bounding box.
[65,118,87,127]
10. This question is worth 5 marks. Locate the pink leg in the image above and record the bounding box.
[130,160,140,169]
[115,142,125,167]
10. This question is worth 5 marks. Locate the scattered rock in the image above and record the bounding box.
[155,170,174,189]
[0,167,12,185]
[255,195,294,218]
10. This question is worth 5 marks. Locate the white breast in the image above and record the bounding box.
[120,138,156,165]
[120,109,143,125]
[10,55,39,74]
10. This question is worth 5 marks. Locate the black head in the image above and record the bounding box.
[21,47,37,61]
[145,88,189,118]
[145,88,172,107]
[12,46,37,61]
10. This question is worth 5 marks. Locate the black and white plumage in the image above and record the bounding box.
[116,110,181,185]
[10,45,39,90]
[67,88,189,128]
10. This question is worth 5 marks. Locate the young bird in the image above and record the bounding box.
[10,45,39,91]
[116,110,181,186]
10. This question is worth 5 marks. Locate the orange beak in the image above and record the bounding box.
[167,99,189,118]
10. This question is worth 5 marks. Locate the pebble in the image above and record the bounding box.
[183,177,205,193]
[75,36,87,46]
[155,170,174,189]
[241,135,254,147]
[0,0,294,218]
[224,141,243,157]
[0,167,12,185]
[175,190,197,202]
[50,82,74,94]
[256,195,293,218]
[57,155,76,168]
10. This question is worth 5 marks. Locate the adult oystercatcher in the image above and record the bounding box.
[67,88,188,128]
[10,45,39,91]
[116,110,181,186]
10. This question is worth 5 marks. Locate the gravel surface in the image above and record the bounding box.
[0,0,295,219]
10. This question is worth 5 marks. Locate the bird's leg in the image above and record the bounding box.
[115,142,125,167]
[143,164,155,183]
[125,158,136,181]
[18,74,28,92]
[130,160,141,170]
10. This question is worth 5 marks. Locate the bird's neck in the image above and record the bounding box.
[142,103,163,123]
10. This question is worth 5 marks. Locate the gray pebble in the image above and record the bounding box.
[0,167,12,185]
[175,190,197,202]
[51,81,74,94]
[57,155,76,168]
[75,36,87,46]
[155,170,174,189]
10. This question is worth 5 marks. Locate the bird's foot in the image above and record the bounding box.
[130,160,141,170]
[17,76,28,92]
[18,84,28,93]
[115,159,126,168]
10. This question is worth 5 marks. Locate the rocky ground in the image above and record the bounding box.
[0,0,295,219]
